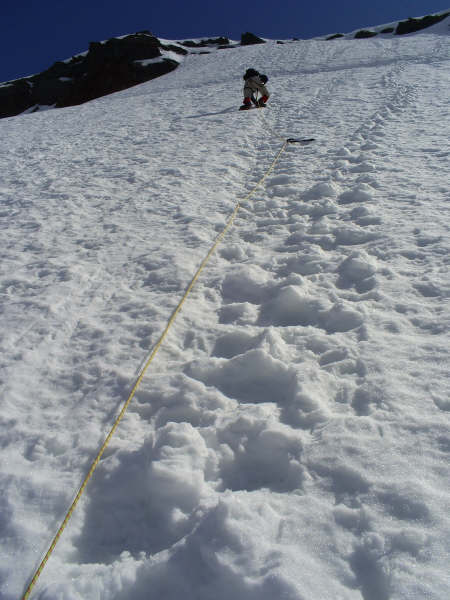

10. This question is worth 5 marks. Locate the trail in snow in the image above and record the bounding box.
[0,31,449,600]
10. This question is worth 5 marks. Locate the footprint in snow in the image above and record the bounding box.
[336,252,377,293]
[187,348,329,430]
[221,264,273,305]
[217,412,306,493]
[338,187,373,205]
[334,224,380,246]
[258,285,364,333]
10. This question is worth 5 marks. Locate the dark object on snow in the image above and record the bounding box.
[380,27,395,34]
[354,30,378,39]
[239,104,266,111]
[287,138,315,144]
[241,32,266,46]
[326,33,345,40]
[0,32,184,119]
[395,12,449,35]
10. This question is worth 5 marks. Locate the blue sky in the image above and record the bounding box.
[1,0,449,82]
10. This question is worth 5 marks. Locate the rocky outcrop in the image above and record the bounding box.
[240,32,266,46]
[181,37,231,48]
[354,30,378,39]
[395,12,449,35]
[325,10,449,41]
[0,32,186,119]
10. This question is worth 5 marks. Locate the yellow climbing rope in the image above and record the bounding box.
[22,137,289,600]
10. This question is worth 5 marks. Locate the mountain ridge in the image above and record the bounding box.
[0,9,448,119]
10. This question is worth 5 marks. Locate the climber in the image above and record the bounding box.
[240,68,270,110]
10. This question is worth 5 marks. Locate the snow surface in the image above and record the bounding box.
[0,26,449,600]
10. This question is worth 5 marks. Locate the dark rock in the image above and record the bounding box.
[181,37,230,48]
[40,60,74,79]
[209,37,230,46]
[240,32,266,45]
[86,33,161,65]
[0,80,34,118]
[326,33,345,40]
[395,12,449,35]
[0,32,181,119]
[159,43,188,56]
[32,76,75,106]
[182,40,201,48]
[354,30,378,38]
[380,27,395,34]
[276,41,284,44]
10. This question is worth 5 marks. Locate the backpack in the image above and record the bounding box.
[243,68,259,80]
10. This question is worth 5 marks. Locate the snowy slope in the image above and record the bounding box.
[0,28,449,600]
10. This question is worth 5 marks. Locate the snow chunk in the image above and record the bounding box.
[338,187,373,204]
[221,265,272,304]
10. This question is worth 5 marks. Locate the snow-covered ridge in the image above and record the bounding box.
[323,9,450,40]
[1,9,449,120]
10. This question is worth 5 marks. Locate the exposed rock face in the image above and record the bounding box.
[354,30,378,39]
[0,81,34,118]
[0,32,186,119]
[181,37,230,48]
[395,12,449,34]
[325,11,449,41]
[240,32,266,46]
